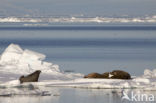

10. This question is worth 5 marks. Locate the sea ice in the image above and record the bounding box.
[0,44,156,90]
[0,44,83,81]
[143,69,156,78]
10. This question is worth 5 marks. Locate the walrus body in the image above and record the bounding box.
[110,70,131,79]
[84,73,103,78]
[84,70,131,80]
[102,72,110,78]
[19,70,41,84]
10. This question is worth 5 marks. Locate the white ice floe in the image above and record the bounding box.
[0,44,83,80]
[0,44,156,90]
[1,16,156,23]
[143,69,156,78]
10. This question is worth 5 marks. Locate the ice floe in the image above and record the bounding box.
[0,44,83,81]
[0,44,156,91]
[1,15,156,23]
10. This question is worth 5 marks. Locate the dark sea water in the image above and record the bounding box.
[0,24,156,76]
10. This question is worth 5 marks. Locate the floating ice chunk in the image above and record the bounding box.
[0,44,83,80]
[0,44,23,64]
[0,44,58,74]
[143,69,156,78]
[152,69,156,77]
[144,69,152,76]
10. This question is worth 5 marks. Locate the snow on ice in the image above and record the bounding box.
[0,44,83,81]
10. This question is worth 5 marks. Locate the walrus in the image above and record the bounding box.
[84,72,112,79]
[84,73,103,78]
[109,70,131,79]
[84,70,131,80]
[101,72,110,78]
[19,70,41,84]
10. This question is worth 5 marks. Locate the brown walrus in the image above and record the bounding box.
[101,72,110,78]
[110,70,131,79]
[84,70,131,80]
[84,72,110,79]
[19,70,41,84]
[84,73,103,78]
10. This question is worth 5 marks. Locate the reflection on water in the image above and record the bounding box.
[1,87,156,103]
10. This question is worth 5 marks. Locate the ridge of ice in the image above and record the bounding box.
[0,44,83,80]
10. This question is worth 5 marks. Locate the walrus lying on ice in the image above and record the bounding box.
[19,70,41,84]
[84,70,131,79]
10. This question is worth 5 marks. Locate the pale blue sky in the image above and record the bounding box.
[0,0,156,16]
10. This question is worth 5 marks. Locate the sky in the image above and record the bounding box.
[0,0,156,17]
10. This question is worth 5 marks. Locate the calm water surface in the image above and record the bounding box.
[0,87,156,103]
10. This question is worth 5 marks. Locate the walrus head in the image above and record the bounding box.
[19,75,25,83]
[36,70,41,73]
[34,70,41,74]
[19,75,24,79]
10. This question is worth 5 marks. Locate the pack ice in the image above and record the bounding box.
[0,44,156,90]
[0,44,83,82]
